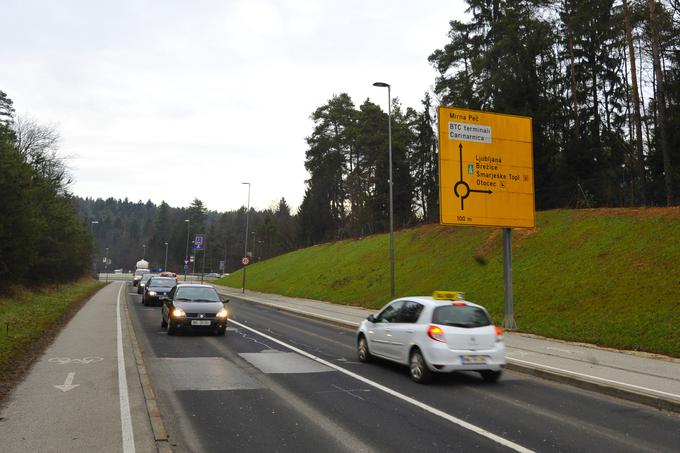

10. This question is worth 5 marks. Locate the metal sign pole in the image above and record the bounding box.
[201,236,207,283]
[503,228,517,330]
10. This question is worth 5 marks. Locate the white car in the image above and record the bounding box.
[356,291,505,383]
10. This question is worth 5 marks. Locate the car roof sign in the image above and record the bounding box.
[432,290,465,301]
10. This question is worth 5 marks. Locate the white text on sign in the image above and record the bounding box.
[448,122,492,144]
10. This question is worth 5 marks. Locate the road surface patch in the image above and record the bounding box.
[239,351,334,374]
[151,357,263,391]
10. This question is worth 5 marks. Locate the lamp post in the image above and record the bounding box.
[90,220,99,277]
[241,182,251,294]
[104,247,109,282]
[164,242,169,272]
[184,219,190,281]
[373,81,395,299]
[142,244,146,260]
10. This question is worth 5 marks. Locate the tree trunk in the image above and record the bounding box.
[567,23,580,135]
[648,0,674,205]
[624,0,647,205]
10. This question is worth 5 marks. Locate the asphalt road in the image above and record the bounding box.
[126,288,680,453]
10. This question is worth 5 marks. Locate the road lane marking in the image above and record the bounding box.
[54,372,79,392]
[507,357,680,401]
[230,319,533,453]
[117,283,136,453]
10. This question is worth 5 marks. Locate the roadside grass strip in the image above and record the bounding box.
[0,279,106,378]
[219,208,680,357]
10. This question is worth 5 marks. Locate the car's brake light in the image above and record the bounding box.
[452,302,466,306]
[427,325,446,342]
[495,326,504,343]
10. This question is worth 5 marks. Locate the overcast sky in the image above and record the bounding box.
[2,0,466,212]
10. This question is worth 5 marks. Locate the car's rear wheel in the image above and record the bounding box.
[357,335,372,362]
[167,319,176,335]
[480,370,502,382]
[409,348,432,384]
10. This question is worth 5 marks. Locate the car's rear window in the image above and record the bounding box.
[432,305,491,328]
[149,278,175,287]
[175,287,220,302]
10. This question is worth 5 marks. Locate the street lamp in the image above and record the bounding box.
[104,247,109,282]
[164,242,169,272]
[184,219,190,281]
[90,220,99,276]
[373,81,395,299]
[142,244,146,260]
[241,182,251,294]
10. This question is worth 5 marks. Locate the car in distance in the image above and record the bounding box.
[132,268,149,286]
[142,277,177,306]
[205,272,221,279]
[137,272,157,294]
[161,284,229,336]
[356,291,505,384]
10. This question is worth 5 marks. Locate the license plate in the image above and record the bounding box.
[191,320,211,326]
[461,355,488,365]
[158,296,168,300]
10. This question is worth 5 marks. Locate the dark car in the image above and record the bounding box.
[137,273,157,294]
[142,277,177,306]
[161,284,229,336]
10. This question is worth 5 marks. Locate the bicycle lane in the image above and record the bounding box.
[0,282,155,453]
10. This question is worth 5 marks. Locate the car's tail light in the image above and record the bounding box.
[427,325,446,342]
[452,302,466,306]
[495,326,504,343]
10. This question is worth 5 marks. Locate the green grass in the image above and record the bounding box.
[0,279,107,373]
[218,208,680,357]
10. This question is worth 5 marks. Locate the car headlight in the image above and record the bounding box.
[140,283,145,287]
[172,307,186,317]
[148,291,156,296]
[216,308,228,319]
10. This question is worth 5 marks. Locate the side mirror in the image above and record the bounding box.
[367,314,377,323]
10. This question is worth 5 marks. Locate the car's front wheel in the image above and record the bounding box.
[409,348,432,384]
[167,319,176,335]
[357,335,372,362]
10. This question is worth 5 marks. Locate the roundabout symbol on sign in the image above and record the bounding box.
[241,256,251,266]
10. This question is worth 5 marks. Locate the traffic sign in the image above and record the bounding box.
[241,256,251,266]
[438,106,535,228]
[183,264,189,270]
[219,260,225,271]
[193,234,205,250]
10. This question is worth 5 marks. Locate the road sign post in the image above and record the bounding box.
[438,106,534,329]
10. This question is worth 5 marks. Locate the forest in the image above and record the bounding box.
[298,0,680,244]
[2,0,679,282]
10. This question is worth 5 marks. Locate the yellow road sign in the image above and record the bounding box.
[438,106,535,228]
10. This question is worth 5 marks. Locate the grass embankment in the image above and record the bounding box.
[0,279,106,400]
[218,208,680,357]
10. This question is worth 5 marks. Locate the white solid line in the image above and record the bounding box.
[507,357,680,400]
[230,319,533,453]
[117,283,136,453]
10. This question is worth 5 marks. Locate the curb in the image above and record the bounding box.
[217,287,680,415]
[123,284,174,453]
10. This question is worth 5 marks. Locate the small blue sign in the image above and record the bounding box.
[467,164,474,175]
[158,267,163,272]
[193,234,205,250]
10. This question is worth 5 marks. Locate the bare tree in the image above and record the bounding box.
[648,0,674,205]
[623,0,647,205]
[12,116,72,192]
